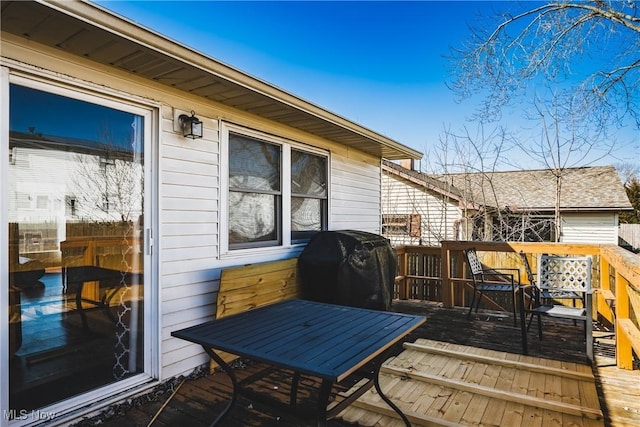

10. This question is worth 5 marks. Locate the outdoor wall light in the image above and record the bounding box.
[178,111,203,139]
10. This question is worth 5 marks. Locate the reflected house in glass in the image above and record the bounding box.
[7,85,146,413]
[1,1,421,425]
[9,85,144,228]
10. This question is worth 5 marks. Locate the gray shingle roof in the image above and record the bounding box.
[383,160,632,212]
[440,166,632,211]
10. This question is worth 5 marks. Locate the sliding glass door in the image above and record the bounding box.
[6,81,149,416]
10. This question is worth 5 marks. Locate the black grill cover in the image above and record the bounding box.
[298,230,396,311]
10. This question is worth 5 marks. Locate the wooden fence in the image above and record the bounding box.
[619,224,640,252]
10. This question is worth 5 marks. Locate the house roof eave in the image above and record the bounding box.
[382,161,470,203]
[1,0,422,161]
[508,207,635,214]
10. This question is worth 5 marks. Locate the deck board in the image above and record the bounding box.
[339,338,604,426]
[78,301,640,427]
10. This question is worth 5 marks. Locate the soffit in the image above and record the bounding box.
[1,0,422,160]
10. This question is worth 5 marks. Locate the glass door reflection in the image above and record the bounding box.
[8,83,145,413]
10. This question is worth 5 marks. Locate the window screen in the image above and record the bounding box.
[291,149,327,241]
[228,133,282,248]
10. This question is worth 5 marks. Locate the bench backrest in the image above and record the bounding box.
[216,257,300,319]
[211,258,300,371]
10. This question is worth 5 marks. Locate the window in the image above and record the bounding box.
[516,215,555,242]
[223,124,328,252]
[382,214,421,237]
[291,149,327,242]
[16,193,31,209]
[228,133,282,249]
[36,195,48,209]
[65,195,77,217]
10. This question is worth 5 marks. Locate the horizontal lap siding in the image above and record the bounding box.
[4,38,393,381]
[561,213,618,244]
[330,153,381,233]
[382,172,462,247]
[160,108,221,378]
[163,139,385,379]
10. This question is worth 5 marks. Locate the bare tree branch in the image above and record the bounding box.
[450,0,640,128]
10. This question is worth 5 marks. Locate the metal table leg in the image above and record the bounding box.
[316,379,333,427]
[373,365,411,427]
[203,346,239,427]
[70,280,90,331]
[290,372,301,406]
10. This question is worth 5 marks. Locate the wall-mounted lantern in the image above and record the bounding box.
[178,111,203,139]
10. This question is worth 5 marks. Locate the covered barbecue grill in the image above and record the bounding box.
[298,230,396,311]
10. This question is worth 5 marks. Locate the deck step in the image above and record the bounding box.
[336,338,604,427]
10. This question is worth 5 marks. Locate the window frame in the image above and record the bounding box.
[382,213,421,237]
[219,122,329,257]
[228,133,283,250]
[290,148,328,243]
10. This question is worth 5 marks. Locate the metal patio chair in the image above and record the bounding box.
[520,254,593,362]
[519,251,583,330]
[464,248,520,326]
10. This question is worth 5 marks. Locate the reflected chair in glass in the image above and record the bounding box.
[464,248,520,326]
[520,254,593,362]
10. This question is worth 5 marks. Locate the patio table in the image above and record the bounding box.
[171,299,426,427]
[65,265,138,331]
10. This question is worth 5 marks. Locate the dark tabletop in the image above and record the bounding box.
[172,299,426,382]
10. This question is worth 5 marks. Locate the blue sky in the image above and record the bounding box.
[95,0,639,171]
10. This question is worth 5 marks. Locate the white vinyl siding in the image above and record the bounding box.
[330,153,381,233]
[561,213,619,244]
[3,35,390,391]
[160,107,222,376]
[163,134,384,379]
[382,171,463,247]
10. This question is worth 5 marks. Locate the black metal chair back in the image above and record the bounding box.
[520,251,535,285]
[464,248,519,326]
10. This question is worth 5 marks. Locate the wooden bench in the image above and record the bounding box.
[211,257,300,370]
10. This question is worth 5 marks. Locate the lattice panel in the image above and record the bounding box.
[538,256,592,292]
[465,249,484,276]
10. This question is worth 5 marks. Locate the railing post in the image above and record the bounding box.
[615,272,632,369]
[615,272,630,325]
[441,243,453,308]
[597,257,615,325]
[454,252,466,307]
[398,248,408,300]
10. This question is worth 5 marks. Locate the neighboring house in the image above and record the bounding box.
[1,1,421,425]
[381,160,476,246]
[382,160,633,246]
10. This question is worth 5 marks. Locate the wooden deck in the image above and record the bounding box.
[74,301,640,427]
[338,338,603,426]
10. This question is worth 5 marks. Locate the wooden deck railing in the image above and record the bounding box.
[394,241,640,370]
[600,245,640,370]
